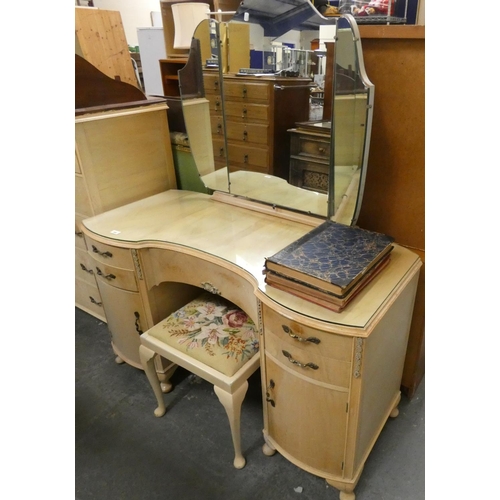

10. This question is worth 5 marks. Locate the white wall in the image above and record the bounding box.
[93,0,163,46]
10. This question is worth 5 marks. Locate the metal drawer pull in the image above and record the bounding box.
[92,245,112,258]
[242,87,247,97]
[266,380,275,407]
[217,123,223,135]
[96,267,116,280]
[134,311,143,334]
[89,296,102,307]
[75,231,83,237]
[243,130,248,141]
[242,107,247,118]
[282,350,319,370]
[80,264,94,275]
[281,325,320,344]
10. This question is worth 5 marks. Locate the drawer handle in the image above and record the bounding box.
[80,264,94,275]
[219,147,225,157]
[214,79,219,89]
[243,154,248,164]
[75,231,83,238]
[134,311,143,334]
[266,379,275,407]
[201,282,221,295]
[217,123,223,135]
[96,267,116,280]
[318,147,326,154]
[243,130,248,141]
[89,296,102,307]
[282,350,319,370]
[242,87,247,97]
[215,99,220,109]
[282,325,320,344]
[92,245,112,258]
[242,107,247,118]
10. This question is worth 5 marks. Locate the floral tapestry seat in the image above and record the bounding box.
[139,291,260,469]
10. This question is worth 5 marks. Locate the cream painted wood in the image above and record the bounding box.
[96,277,146,368]
[81,189,421,497]
[75,278,105,321]
[75,102,177,320]
[139,332,260,469]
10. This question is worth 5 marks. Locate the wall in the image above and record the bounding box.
[92,0,163,46]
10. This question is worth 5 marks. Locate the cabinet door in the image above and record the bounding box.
[265,357,348,477]
[97,278,146,369]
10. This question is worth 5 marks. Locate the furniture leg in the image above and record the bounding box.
[390,392,402,418]
[262,433,276,456]
[139,345,167,417]
[214,382,248,469]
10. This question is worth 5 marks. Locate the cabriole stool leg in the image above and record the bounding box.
[214,382,248,469]
[139,345,167,417]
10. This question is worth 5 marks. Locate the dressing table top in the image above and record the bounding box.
[82,190,421,333]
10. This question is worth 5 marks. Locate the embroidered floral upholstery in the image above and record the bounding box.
[148,292,259,377]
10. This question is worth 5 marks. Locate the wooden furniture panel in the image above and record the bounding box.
[75,100,177,321]
[97,278,146,369]
[75,7,138,88]
[265,356,349,477]
[356,25,425,397]
[159,58,188,96]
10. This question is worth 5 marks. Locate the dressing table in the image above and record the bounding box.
[78,4,421,499]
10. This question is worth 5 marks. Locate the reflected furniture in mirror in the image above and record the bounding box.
[177,4,374,225]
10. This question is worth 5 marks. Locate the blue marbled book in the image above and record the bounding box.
[265,221,394,297]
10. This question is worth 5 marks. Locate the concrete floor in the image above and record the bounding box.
[75,308,424,500]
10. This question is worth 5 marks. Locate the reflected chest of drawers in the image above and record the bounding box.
[203,73,311,180]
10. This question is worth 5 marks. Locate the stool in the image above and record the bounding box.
[139,291,260,469]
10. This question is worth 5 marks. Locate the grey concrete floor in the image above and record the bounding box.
[75,308,424,500]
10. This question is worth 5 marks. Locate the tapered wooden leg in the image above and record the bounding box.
[262,433,276,456]
[139,345,166,417]
[390,392,402,418]
[214,382,248,469]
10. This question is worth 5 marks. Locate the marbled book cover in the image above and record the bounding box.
[265,221,394,294]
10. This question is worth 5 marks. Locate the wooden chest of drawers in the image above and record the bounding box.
[203,73,311,180]
[289,125,331,193]
[75,101,177,321]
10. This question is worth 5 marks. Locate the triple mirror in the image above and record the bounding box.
[178,0,374,226]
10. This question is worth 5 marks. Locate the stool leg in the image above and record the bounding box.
[139,345,167,417]
[214,382,248,469]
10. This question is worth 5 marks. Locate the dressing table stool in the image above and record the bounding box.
[139,291,260,469]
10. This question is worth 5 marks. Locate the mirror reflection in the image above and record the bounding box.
[177,1,373,225]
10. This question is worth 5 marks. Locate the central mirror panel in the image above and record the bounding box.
[178,0,374,225]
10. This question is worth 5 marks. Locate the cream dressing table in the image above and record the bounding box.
[81,189,421,499]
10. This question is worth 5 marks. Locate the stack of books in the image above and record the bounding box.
[264,221,394,312]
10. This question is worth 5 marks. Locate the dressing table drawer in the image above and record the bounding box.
[142,248,259,324]
[92,261,138,292]
[262,306,352,388]
[84,235,134,270]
